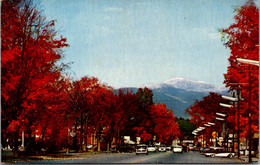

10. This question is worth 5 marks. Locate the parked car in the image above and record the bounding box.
[158,144,167,152]
[147,145,156,152]
[204,147,235,158]
[200,147,211,155]
[212,152,235,158]
[110,144,135,153]
[136,144,148,155]
[204,147,224,157]
[172,145,183,153]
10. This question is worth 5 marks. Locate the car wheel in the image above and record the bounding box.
[211,154,215,158]
[136,153,138,155]
[228,154,233,158]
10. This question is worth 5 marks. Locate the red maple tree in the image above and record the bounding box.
[221,0,259,137]
[150,103,180,144]
[2,0,68,153]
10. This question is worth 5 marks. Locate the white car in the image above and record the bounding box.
[204,147,235,158]
[136,144,148,155]
[158,144,167,152]
[211,152,235,158]
[172,145,183,153]
[147,145,156,152]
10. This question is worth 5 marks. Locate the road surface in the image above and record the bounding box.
[13,151,244,164]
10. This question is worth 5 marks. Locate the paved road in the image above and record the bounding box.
[15,151,244,164]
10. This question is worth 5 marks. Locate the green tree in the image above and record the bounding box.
[136,87,154,110]
[177,118,196,140]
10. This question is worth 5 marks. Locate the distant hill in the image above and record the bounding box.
[116,77,227,119]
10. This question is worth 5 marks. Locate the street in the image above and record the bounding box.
[14,151,244,164]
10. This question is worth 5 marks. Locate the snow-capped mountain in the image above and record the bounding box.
[141,77,227,93]
[117,77,227,118]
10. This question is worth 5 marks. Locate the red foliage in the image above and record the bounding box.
[1,0,68,150]
[186,93,229,127]
[150,103,180,144]
[221,0,259,136]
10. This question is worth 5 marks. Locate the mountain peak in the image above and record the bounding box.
[142,77,227,93]
[164,77,206,84]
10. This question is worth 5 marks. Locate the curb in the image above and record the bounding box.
[1,151,112,163]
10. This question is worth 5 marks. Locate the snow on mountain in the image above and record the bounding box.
[117,77,227,118]
[141,77,227,93]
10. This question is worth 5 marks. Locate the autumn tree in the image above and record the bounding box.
[111,89,139,145]
[150,103,180,145]
[1,0,68,154]
[186,93,229,126]
[64,77,105,152]
[90,84,114,151]
[221,0,259,137]
[29,76,69,153]
[133,88,154,143]
[186,92,231,146]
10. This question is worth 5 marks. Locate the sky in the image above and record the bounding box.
[37,0,247,88]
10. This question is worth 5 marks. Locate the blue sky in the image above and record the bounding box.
[38,0,246,88]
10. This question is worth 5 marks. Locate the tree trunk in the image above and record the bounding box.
[78,112,84,152]
[73,121,78,152]
[97,135,101,151]
[13,131,19,157]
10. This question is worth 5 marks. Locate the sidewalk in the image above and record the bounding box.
[238,155,259,163]
[1,151,112,164]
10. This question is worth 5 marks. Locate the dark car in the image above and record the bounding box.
[111,144,135,153]
[200,147,211,155]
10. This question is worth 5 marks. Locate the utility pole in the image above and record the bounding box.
[232,92,235,153]
[237,88,240,158]
[248,67,252,163]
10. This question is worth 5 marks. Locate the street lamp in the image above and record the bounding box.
[216,117,225,121]
[208,122,215,126]
[219,103,233,108]
[219,104,232,152]
[222,94,237,153]
[236,58,259,163]
[237,58,259,66]
[216,115,227,150]
[216,112,227,117]
[194,127,206,147]
[207,122,216,146]
[228,85,244,158]
[204,123,215,146]
[222,95,238,102]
